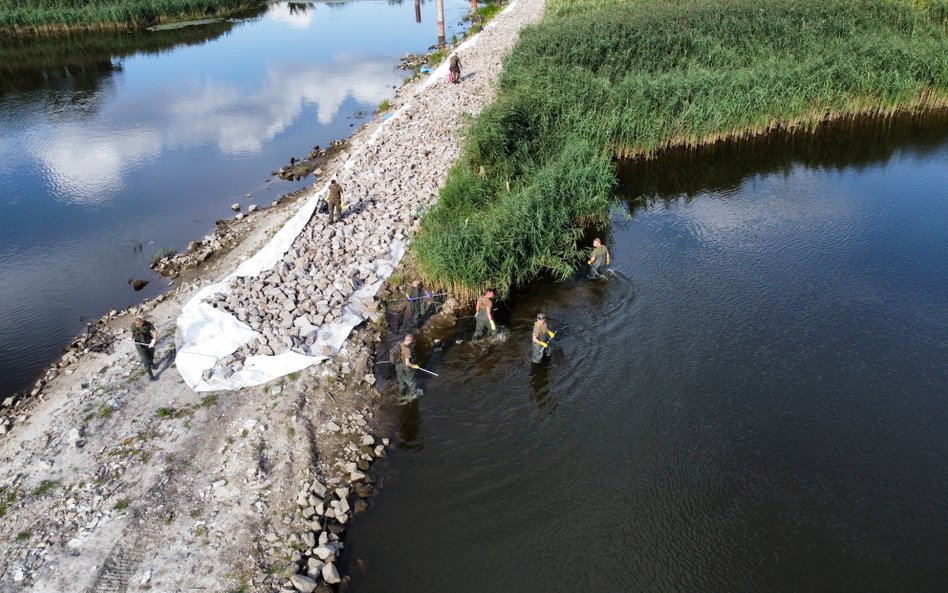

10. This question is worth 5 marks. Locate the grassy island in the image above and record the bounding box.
[0,0,264,35]
[414,0,948,298]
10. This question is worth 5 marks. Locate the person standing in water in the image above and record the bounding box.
[473,288,496,339]
[587,238,611,279]
[395,333,423,398]
[531,312,555,364]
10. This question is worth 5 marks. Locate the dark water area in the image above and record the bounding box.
[345,115,948,593]
[0,0,473,397]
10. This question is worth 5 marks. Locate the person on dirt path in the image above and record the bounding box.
[132,317,160,381]
[473,288,496,339]
[407,279,431,327]
[449,54,462,84]
[531,312,555,364]
[396,333,423,398]
[587,237,611,279]
[326,179,343,223]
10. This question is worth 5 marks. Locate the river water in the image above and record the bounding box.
[346,115,948,593]
[0,0,473,398]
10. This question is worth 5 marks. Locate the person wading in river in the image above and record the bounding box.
[587,238,611,279]
[531,312,555,364]
[449,54,462,84]
[473,289,496,339]
[132,317,160,381]
[406,279,431,327]
[326,179,343,224]
[396,333,423,398]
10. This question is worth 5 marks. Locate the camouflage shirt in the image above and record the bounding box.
[327,183,342,205]
[132,320,156,345]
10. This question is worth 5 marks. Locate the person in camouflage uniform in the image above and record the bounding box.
[407,279,431,327]
[395,333,423,398]
[449,54,462,84]
[472,289,496,339]
[132,317,160,381]
[326,179,343,223]
[587,238,611,279]
[531,312,555,364]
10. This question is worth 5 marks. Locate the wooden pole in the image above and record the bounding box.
[415,0,421,23]
[470,0,478,13]
[436,0,445,46]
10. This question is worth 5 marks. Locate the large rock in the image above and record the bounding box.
[290,573,318,593]
[321,562,341,585]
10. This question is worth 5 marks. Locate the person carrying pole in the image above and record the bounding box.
[531,312,555,364]
[407,279,431,327]
[396,333,424,398]
[472,288,496,339]
[132,316,160,381]
[326,179,343,224]
[587,237,611,279]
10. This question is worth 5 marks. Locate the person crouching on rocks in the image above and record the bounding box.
[132,316,160,381]
[449,54,462,84]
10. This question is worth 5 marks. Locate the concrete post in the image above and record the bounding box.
[436,0,445,46]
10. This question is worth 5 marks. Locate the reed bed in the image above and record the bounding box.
[0,0,262,34]
[414,0,948,298]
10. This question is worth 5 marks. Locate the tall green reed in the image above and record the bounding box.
[413,0,948,297]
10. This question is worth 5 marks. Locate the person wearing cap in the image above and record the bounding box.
[587,237,611,279]
[326,179,343,224]
[473,288,496,339]
[531,312,555,363]
[131,317,160,381]
[406,279,431,327]
[396,333,423,398]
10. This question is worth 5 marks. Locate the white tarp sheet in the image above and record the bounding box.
[174,176,406,392]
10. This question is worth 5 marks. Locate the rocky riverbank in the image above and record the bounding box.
[0,0,545,591]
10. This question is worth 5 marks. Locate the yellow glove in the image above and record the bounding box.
[547,330,555,338]
[489,320,496,331]
[539,341,549,348]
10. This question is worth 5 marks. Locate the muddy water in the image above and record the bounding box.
[346,115,948,593]
[0,0,474,397]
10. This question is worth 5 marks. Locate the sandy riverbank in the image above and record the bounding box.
[0,1,545,591]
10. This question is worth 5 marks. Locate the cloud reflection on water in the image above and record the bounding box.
[29,54,399,203]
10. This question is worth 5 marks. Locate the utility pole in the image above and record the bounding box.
[415,0,421,24]
[471,0,478,13]
[436,0,445,46]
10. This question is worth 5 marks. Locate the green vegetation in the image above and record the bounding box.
[16,530,31,541]
[428,48,447,66]
[149,246,176,267]
[33,480,59,497]
[414,0,948,297]
[0,0,263,35]
[0,486,18,518]
[377,98,392,113]
[114,498,131,511]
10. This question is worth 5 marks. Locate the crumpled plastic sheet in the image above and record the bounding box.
[174,181,405,392]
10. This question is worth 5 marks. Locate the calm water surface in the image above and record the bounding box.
[345,117,948,593]
[0,0,473,397]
